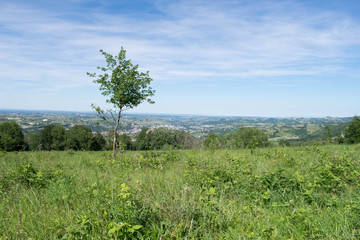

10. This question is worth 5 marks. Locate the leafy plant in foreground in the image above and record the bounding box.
[0,161,67,191]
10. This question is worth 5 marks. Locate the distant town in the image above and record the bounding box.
[0,109,352,143]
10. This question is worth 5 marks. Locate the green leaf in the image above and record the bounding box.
[132,225,142,230]
[208,187,216,195]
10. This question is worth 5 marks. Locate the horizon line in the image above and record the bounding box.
[0,108,356,119]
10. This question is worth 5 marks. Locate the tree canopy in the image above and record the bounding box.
[90,132,106,151]
[0,122,27,151]
[66,125,94,151]
[203,133,221,149]
[39,125,66,151]
[345,116,360,144]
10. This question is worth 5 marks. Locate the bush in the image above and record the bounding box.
[0,161,68,191]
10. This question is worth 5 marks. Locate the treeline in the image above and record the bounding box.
[0,123,107,151]
[0,123,198,152]
[1,116,360,152]
[203,116,360,149]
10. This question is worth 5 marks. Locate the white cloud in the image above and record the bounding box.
[1,0,360,92]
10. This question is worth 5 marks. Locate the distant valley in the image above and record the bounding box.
[0,109,352,143]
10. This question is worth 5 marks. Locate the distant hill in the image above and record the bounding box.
[0,109,352,142]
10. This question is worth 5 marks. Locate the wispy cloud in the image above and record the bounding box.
[1,0,360,114]
[1,0,360,88]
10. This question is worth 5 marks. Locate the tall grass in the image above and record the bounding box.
[1,145,360,239]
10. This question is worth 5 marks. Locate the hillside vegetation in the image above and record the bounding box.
[1,145,360,239]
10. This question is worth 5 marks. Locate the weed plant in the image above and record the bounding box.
[0,145,360,239]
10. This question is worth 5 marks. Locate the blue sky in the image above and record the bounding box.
[1,0,360,117]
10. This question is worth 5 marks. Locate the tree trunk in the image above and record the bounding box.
[112,110,122,158]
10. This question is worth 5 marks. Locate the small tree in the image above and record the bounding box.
[88,47,155,158]
[325,125,332,143]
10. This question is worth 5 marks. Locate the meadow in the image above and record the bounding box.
[1,145,360,239]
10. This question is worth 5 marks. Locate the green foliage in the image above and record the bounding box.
[200,127,270,150]
[1,146,360,238]
[147,128,189,150]
[311,153,359,193]
[0,160,68,191]
[208,127,270,149]
[135,128,149,150]
[60,183,155,239]
[90,132,106,151]
[135,128,194,150]
[345,116,360,144]
[0,121,27,151]
[118,133,133,150]
[66,125,93,151]
[223,127,269,149]
[133,150,180,169]
[325,125,332,140]
[279,139,291,147]
[25,132,39,151]
[39,125,66,150]
[105,131,132,151]
[88,48,155,111]
[203,133,221,149]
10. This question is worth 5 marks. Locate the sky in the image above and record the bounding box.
[1,0,360,117]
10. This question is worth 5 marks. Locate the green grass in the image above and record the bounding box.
[1,145,360,239]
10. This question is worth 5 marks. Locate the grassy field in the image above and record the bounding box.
[1,145,360,239]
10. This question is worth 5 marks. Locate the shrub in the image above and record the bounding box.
[0,161,67,191]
